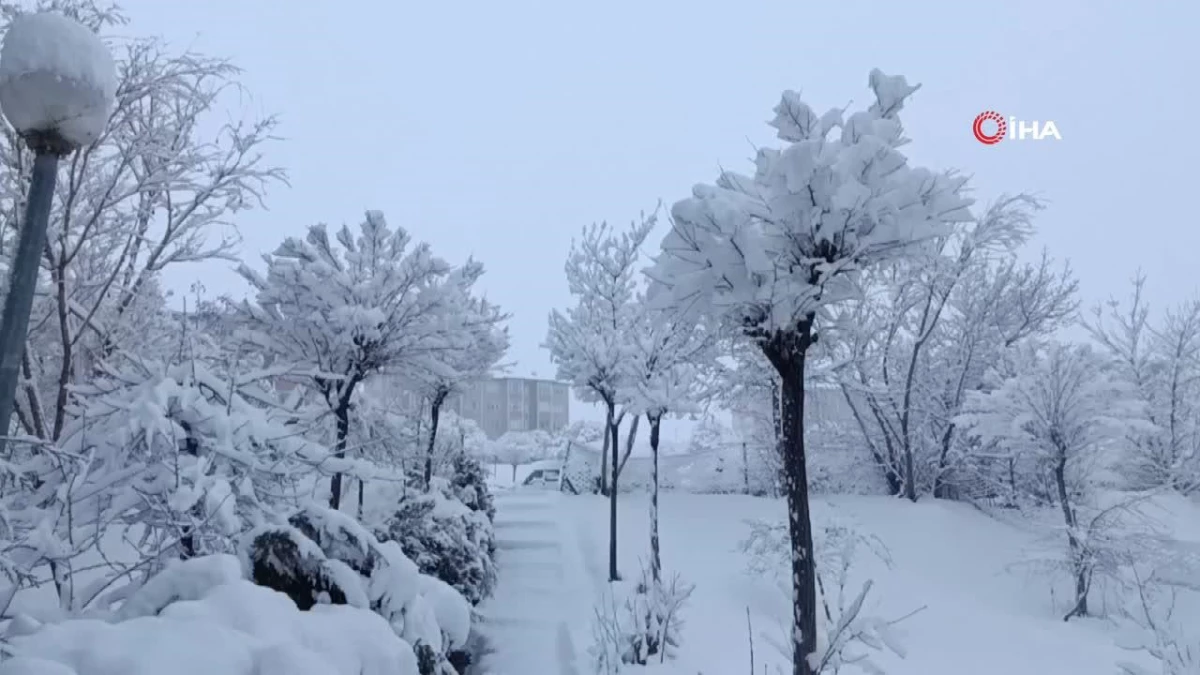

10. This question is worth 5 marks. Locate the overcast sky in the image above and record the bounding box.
[116,0,1197,430]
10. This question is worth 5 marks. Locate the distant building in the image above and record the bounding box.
[390,375,571,439]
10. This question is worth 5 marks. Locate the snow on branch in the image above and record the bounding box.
[646,70,974,341]
[546,211,655,406]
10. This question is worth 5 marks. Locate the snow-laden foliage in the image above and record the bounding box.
[236,211,476,509]
[958,342,1153,620]
[244,502,473,674]
[448,453,496,524]
[374,478,497,607]
[739,517,905,674]
[646,70,972,339]
[0,356,377,615]
[588,561,695,673]
[621,283,713,421]
[546,215,652,412]
[400,259,508,488]
[1087,275,1200,494]
[824,195,1077,501]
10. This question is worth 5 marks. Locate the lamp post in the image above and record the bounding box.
[0,12,116,457]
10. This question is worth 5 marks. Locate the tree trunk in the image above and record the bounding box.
[742,442,750,494]
[617,413,640,480]
[772,379,785,495]
[649,413,662,583]
[357,479,365,518]
[599,412,611,495]
[511,463,518,483]
[329,398,351,510]
[326,375,362,511]
[762,325,817,675]
[607,402,620,581]
[1054,449,1088,621]
[424,391,447,489]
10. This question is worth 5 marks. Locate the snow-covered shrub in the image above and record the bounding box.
[376,479,497,606]
[0,554,422,675]
[1118,572,1200,675]
[244,525,359,610]
[739,518,907,674]
[588,562,695,672]
[449,453,496,524]
[242,504,472,675]
[0,359,376,615]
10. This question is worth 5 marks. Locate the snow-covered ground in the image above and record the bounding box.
[560,491,1200,675]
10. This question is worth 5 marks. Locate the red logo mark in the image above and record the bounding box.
[973,111,1006,145]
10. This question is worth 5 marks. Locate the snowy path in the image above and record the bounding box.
[475,489,587,674]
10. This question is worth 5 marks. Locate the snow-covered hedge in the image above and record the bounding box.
[243,504,472,675]
[0,555,422,675]
[375,478,497,607]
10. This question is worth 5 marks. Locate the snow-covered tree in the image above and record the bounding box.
[622,286,714,581]
[490,429,553,482]
[957,342,1150,620]
[645,71,973,674]
[546,213,653,581]
[405,260,508,488]
[827,196,1077,500]
[558,419,606,446]
[236,211,462,510]
[1087,274,1200,494]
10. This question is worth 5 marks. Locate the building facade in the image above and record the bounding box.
[391,376,571,439]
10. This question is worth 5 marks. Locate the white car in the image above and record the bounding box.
[522,467,561,489]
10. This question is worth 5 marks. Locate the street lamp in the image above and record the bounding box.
[0,12,116,456]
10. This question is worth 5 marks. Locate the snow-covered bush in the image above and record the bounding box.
[1118,572,1200,675]
[0,554,423,675]
[242,504,472,675]
[739,518,907,674]
[376,478,497,607]
[0,358,377,615]
[589,562,695,673]
[449,453,497,524]
[1088,277,1200,495]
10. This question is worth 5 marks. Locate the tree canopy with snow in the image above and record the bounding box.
[490,429,554,482]
[645,70,974,675]
[402,259,508,487]
[236,211,466,509]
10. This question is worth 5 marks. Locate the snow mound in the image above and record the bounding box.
[0,559,420,675]
[0,11,116,147]
[416,573,472,649]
